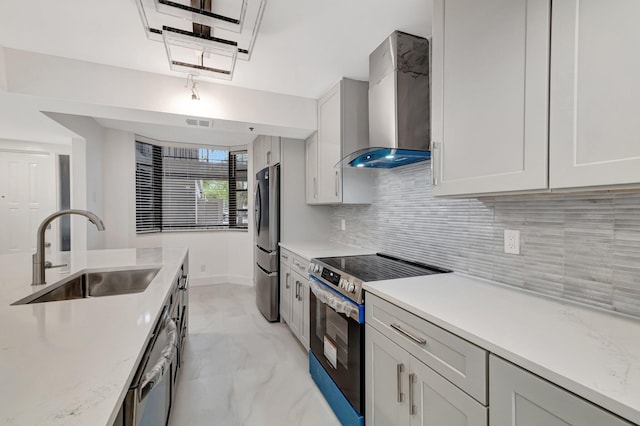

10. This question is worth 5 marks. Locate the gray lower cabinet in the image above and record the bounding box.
[281,248,310,350]
[411,359,487,426]
[366,325,487,426]
[366,325,412,426]
[489,355,633,426]
[279,253,292,325]
[290,268,310,350]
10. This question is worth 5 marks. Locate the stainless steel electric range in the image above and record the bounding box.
[307,253,451,425]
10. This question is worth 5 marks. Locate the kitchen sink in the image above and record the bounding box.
[12,268,160,305]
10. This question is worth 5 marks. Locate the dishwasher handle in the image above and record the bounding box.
[139,318,178,401]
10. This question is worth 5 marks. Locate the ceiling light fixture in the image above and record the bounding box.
[135,0,266,81]
[186,74,200,100]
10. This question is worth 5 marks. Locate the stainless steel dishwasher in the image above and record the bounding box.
[113,307,178,426]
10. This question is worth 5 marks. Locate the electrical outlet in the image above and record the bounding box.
[504,230,520,255]
[341,219,346,231]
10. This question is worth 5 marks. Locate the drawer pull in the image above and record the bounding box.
[282,254,289,260]
[397,363,405,403]
[409,372,417,416]
[391,323,427,346]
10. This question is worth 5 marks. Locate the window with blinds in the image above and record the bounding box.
[135,140,248,233]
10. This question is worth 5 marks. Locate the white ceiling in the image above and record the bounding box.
[0,0,431,145]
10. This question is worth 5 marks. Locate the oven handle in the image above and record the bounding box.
[309,279,362,323]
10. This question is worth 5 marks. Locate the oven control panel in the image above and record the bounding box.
[309,261,363,304]
[321,268,341,286]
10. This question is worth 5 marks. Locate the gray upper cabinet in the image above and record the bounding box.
[306,78,372,205]
[253,135,281,172]
[490,355,633,426]
[549,0,640,189]
[432,0,640,196]
[431,0,550,196]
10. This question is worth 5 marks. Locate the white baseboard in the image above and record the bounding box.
[190,275,253,287]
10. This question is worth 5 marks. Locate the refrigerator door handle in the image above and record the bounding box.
[254,182,261,235]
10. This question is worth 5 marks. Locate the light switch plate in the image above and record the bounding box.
[504,230,520,255]
[341,219,346,231]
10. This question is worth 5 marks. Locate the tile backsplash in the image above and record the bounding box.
[331,162,640,317]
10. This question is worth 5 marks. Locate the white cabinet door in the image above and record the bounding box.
[366,325,412,426]
[268,136,281,166]
[253,135,265,173]
[279,259,292,324]
[290,271,303,339]
[305,132,318,204]
[310,79,371,205]
[300,277,310,350]
[410,359,487,426]
[549,0,640,189]
[431,0,550,196]
[317,82,342,203]
[490,355,633,426]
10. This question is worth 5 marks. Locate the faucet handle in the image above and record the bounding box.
[44,261,68,269]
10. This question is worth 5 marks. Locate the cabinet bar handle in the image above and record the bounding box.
[409,373,417,416]
[335,171,339,196]
[267,150,271,165]
[431,141,439,186]
[282,254,289,260]
[313,177,318,199]
[295,281,301,300]
[396,363,405,403]
[285,273,290,289]
[390,323,427,346]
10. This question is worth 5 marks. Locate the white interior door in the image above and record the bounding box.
[0,150,57,255]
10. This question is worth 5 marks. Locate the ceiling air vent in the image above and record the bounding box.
[185,118,213,128]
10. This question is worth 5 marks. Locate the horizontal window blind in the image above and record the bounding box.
[135,141,248,233]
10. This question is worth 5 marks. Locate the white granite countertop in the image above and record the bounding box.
[0,247,188,426]
[364,273,640,425]
[279,241,374,261]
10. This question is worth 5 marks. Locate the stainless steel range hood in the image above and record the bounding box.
[343,31,431,168]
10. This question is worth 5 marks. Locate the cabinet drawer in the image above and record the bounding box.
[280,248,293,267]
[291,254,309,276]
[366,293,488,404]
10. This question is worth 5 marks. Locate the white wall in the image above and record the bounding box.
[0,47,7,91]
[3,48,317,137]
[45,114,106,249]
[101,129,253,286]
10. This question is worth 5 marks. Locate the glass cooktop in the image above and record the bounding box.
[315,254,451,282]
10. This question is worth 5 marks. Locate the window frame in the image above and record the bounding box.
[135,138,248,234]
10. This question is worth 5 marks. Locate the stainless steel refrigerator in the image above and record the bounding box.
[254,165,280,322]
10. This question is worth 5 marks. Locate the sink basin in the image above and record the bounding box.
[13,268,160,305]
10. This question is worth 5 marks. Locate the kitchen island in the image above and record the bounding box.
[0,247,188,426]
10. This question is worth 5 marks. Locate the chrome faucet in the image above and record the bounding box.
[32,209,106,286]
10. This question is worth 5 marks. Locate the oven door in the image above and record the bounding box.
[309,277,364,415]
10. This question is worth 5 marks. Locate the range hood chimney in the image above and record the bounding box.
[343,31,431,168]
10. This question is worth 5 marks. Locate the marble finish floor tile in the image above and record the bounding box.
[169,284,341,426]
